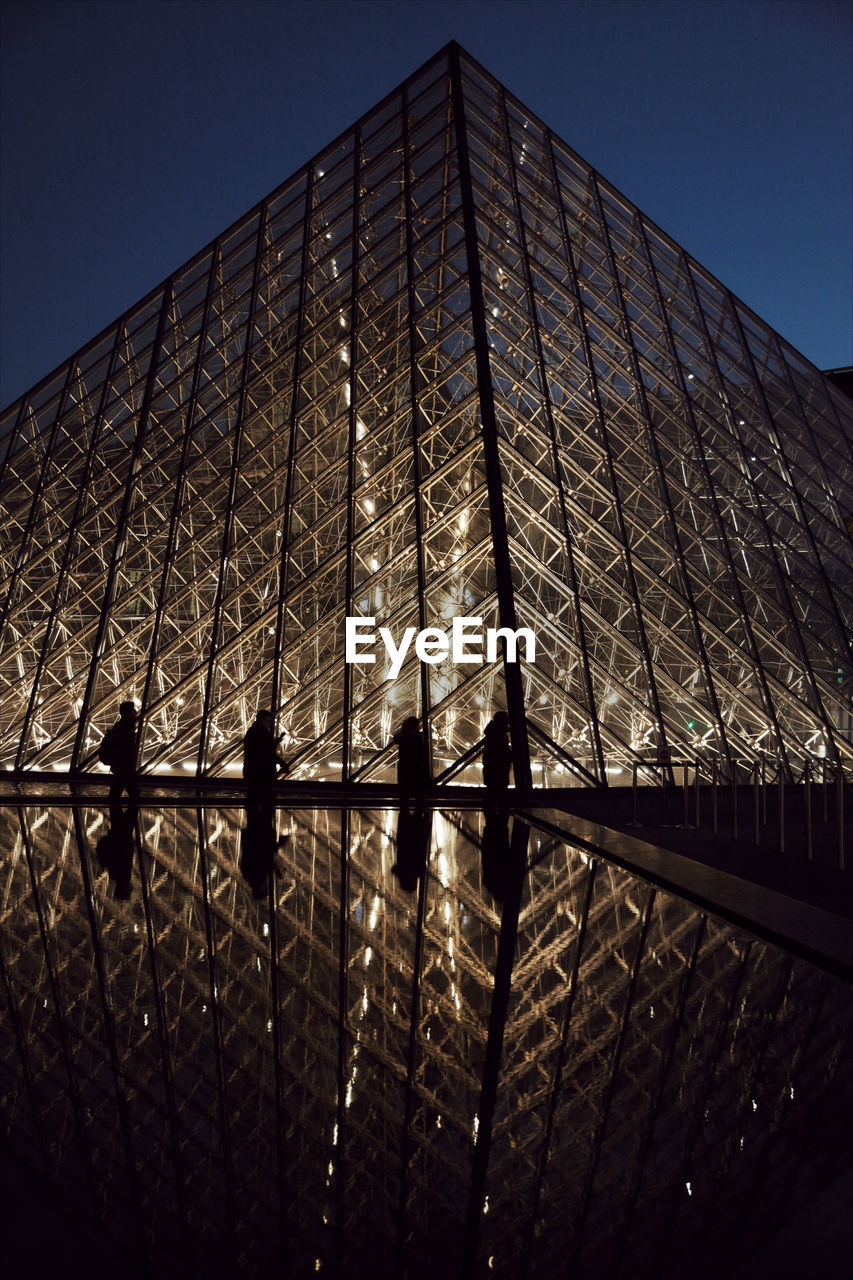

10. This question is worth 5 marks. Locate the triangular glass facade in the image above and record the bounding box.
[1,46,853,1280]
[1,44,851,786]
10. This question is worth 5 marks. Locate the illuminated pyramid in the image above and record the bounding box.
[1,43,851,786]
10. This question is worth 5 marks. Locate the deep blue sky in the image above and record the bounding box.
[1,0,851,408]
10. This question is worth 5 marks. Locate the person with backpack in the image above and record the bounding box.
[100,700,140,811]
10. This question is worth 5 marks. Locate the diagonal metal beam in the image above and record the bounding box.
[196,209,270,774]
[137,247,221,764]
[449,44,532,795]
[69,286,174,770]
[271,170,313,725]
[497,85,606,785]
[590,197,730,776]
[16,321,127,770]
[401,78,433,767]
[0,358,78,643]
[728,303,846,755]
[460,816,529,1276]
[542,131,670,777]
[676,259,795,780]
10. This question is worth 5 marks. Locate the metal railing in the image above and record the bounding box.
[630,757,847,869]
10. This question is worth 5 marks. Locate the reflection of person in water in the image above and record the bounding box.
[393,716,429,810]
[483,711,511,805]
[96,810,134,900]
[240,813,287,900]
[481,810,511,903]
[393,809,431,892]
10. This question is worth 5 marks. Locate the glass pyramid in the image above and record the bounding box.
[1,42,851,787]
[1,44,853,1280]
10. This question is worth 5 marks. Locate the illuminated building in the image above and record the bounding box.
[1,45,851,787]
[0,43,851,1278]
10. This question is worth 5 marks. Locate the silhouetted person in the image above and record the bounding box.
[102,700,140,809]
[394,716,429,810]
[481,810,511,904]
[393,808,431,891]
[483,711,511,805]
[96,810,134,900]
[243,710,288,820]
[240,812,287,899]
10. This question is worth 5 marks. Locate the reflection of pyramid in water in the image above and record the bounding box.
[1,43,851,785]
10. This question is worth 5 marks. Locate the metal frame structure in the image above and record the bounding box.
[1,43,850,788]
[1,40,852,1279]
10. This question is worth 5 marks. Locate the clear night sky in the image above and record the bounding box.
[1,0,850,410]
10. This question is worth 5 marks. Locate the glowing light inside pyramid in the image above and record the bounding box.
[0,47,849,788]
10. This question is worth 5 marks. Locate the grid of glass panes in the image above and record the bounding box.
[0,43,850,787]
[456,53,852,789]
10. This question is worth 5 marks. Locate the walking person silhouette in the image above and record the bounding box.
[483,710,511,806]
[394,716,429,811]
[100,700,140,812]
